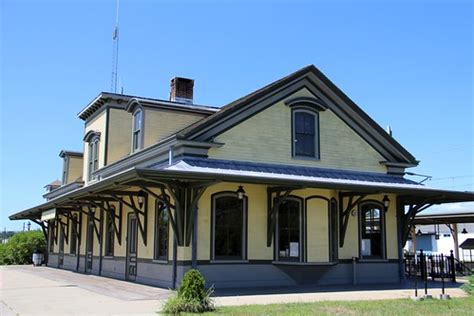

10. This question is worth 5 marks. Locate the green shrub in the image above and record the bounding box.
[162,269,215,314]
[0,230,46,265]
[461,275,474,295]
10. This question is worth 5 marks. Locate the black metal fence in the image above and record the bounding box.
[404,250,456,282]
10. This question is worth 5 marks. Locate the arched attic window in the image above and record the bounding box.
[285,96,328,160]
[84,130,101,181]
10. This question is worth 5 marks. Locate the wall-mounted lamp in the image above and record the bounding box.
[461,228,468,234]
[137,190,146,209]
[382,195,390,209]
[236,185,246,200]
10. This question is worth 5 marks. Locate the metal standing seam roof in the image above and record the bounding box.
[159,157,419,185]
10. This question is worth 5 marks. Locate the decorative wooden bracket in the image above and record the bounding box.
[88,200,123,246]
[400,200,433,246]
[185,185,208,246]
[109,193,148,246]
[55,210,70,244]
[30,218,48,243]
[338,192,368,247]
[266,186,297,246]
[139,186,180,246]
[86,206,102,241]
[59,209,81,242]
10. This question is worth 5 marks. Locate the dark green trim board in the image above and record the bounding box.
[285,96,329,111]
[104,107,110,165]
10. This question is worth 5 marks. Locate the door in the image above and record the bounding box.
[126,213,138,281]
[86,220,94,273]
[58,225,64,268]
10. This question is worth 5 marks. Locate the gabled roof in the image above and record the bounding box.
[59,150,83,158]
[177,65,418,166]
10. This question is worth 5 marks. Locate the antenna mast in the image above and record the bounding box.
[111,0,120,93]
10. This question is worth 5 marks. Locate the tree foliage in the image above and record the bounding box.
[0,230,46,265]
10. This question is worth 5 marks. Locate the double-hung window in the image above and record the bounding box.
[293,109,319,158]
[132,110,143,152]
[88,137,99,181]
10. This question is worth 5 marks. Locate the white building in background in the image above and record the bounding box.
[405,202,474,263]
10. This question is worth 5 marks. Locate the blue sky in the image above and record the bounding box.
[1,0,473,230]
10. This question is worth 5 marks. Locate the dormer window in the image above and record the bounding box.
[84,130,101,181]
[286,96,328,160]
[132,109,143,152]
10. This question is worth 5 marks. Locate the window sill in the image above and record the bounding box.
[210,260,249,264]
[152,259,169,264]
[357,259,389,263]
[272,261,337,266]
[292,155,320,161]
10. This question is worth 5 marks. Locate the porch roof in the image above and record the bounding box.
[9,160,474,221]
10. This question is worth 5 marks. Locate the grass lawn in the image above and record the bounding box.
[186,295,474,315]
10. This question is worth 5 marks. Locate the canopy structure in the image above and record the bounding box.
[460,239,474,250]
[9,159,474,250]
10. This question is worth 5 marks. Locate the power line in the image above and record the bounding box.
[429,175,474,182]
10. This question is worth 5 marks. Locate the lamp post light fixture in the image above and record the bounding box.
[417,229,423,236]
[382,195,390,209]
[236,185,246,200]
[137,190,146,209]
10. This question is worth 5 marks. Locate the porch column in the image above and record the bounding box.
[411,227,417,253]
[452,223,460,260]
[191,208,198,269]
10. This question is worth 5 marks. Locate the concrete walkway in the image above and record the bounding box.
[0,265,469,315]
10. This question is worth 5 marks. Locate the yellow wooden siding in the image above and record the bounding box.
[70,186,399,263]
[197,183,273,261]
[83,111,107,184]
[143,109,206,148]
[66,156,83,183]
[208,88,386,173]
[338,193,398,260]
[107,108,132,164]
[306,197,329,262]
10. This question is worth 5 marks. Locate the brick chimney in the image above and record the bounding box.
[169,77,194,104]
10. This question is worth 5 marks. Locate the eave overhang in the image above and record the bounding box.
[9,167,474,221]
[412,213,474,225]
